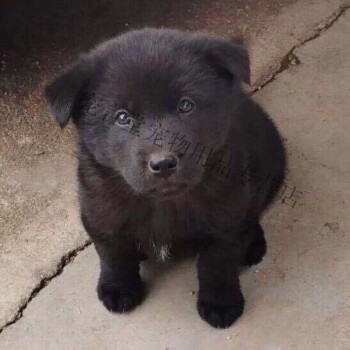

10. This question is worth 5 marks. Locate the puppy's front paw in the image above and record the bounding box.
[197,290,244,328]
[97,281,144,313]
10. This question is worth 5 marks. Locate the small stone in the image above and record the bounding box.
[226,335,232,340]
[189,291,196,295]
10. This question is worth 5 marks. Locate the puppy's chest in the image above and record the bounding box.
[150,201,191,239]
[135,201,196,260]
[131,195,242,261]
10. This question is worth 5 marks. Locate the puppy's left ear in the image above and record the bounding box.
[196,36,250,86]
[44,56,95,128]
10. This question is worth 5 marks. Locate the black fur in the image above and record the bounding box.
[45,28,286,328]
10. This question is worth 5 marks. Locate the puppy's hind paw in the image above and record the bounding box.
[244,229,267,266]
[97,281,144,313]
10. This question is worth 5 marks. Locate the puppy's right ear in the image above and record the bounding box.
[44,57,94,128]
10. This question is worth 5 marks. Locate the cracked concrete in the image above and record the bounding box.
[1,0,350,348]
[0,240,91,333]
[252,3,350,92]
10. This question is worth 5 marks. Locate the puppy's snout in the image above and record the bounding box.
[149,154,178,178]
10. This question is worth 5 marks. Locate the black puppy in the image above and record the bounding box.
[45,28,286,328]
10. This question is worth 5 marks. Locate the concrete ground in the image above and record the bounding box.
[0,0,350,349]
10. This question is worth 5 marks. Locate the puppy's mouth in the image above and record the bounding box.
[148,182,190,200]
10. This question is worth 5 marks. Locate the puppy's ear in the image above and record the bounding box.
[44,56,94,128]
[196,36,250,86]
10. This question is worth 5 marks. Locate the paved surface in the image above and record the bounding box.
[1,0,350,348]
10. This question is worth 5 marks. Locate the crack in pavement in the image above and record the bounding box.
[0,2,349,336]
[251,3,350,94]
[0,240,92,335]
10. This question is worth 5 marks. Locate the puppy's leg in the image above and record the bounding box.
[244,223,267,266]
[94,237,144,313]
[197,238,246,329]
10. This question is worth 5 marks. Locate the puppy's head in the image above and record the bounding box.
[45,28,249,200]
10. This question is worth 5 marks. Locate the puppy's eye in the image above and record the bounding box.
[114,109,131,126]
[178,97,195,114]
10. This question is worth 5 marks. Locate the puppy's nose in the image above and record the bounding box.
[149,154,178,178]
